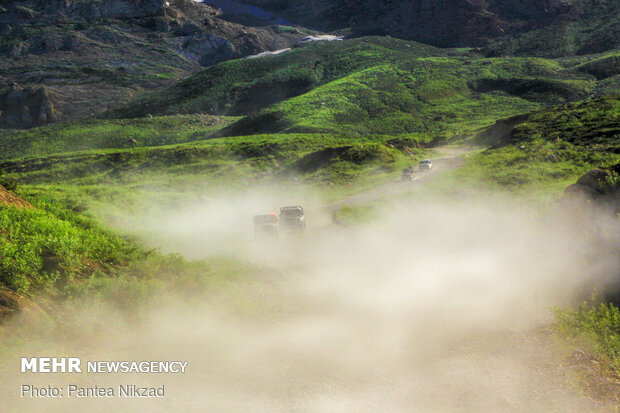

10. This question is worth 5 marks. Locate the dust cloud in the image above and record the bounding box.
[2,186,619,412]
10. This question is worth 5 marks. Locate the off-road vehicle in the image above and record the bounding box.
[279,206,306,232]
[419,159,433,172]
[253,213,279,239]
[401,167,415,181]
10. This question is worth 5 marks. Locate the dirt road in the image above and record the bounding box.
[4,146,619,412]
[325,146,470,213]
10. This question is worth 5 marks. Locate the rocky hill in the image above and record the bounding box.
[2,0,618,130]
[0,0,305,129]
[242,0,620,56]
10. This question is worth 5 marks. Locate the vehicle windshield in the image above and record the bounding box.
[281,208,302,217]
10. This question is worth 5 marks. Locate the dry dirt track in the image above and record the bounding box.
[325,147,470,214]
[3,146,620,412]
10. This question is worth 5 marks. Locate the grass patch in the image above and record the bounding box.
[554,300,620,374]
[0,115,238,161]
[0,201,142,293]
[0,193,266,319]
[431,96,620,199]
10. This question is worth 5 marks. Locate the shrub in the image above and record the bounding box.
[0,203,141,293]
[0,176,18,192]
[554,301,620,373]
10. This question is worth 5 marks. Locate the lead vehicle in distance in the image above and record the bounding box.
[419,159,433,172]
[279,206,306,232]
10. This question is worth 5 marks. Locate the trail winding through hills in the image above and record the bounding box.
[325,146,472,214]
[3,147,619,412]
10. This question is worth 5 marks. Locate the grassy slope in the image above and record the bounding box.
[485,0,620,57]
[224,59,548,137]
[0,133,423,191]
[103,38,449,118]
[0,198,218,314]
[2,38,617,164]
[0,115,238,160]
[555,301,620,375]
[0,200,140,293]
[105,37,620,138]
[3,97,617,221]
[0,185,268,318]
[576,50,620,80]
[432,96,620,199]
[0,76,616,213]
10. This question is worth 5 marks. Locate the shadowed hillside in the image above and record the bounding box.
[242,0,620,56]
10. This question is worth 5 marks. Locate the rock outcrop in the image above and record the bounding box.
[0,0,300,61]
[562,163,620,214]
[0,85,58,128]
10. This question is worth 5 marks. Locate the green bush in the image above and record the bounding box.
[0,175,18,191]
[555,301,620,373]
[0,202,141,292]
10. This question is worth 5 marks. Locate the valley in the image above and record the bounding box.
[0,1,619,411]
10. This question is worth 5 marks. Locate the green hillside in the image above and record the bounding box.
[0,194,219,317]
[105,37,619,139]
[244,0,620,57]
[450,95,620,196]
[103,38,448,119]
[1,36,619,331]
[485,0,620,57]
[3,96,617,207]
[0,199,140,293]
[0,115,238,161]
[2,95,615,303]
[0,133,421,191]
[2,38,616,165]
[508,95,620,151]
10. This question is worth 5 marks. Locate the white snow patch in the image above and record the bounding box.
[296,35,345,45]
[246,48,291,59]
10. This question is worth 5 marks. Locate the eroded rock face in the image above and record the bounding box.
[15,0,169,20]
[0,86,58,128]
[1,0,300,65]
[0,0,302,128]
[181,33,237,66]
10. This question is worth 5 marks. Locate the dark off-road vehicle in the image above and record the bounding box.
[279,206,306,232]
[253,213,279,239]
[401,167,415,181]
